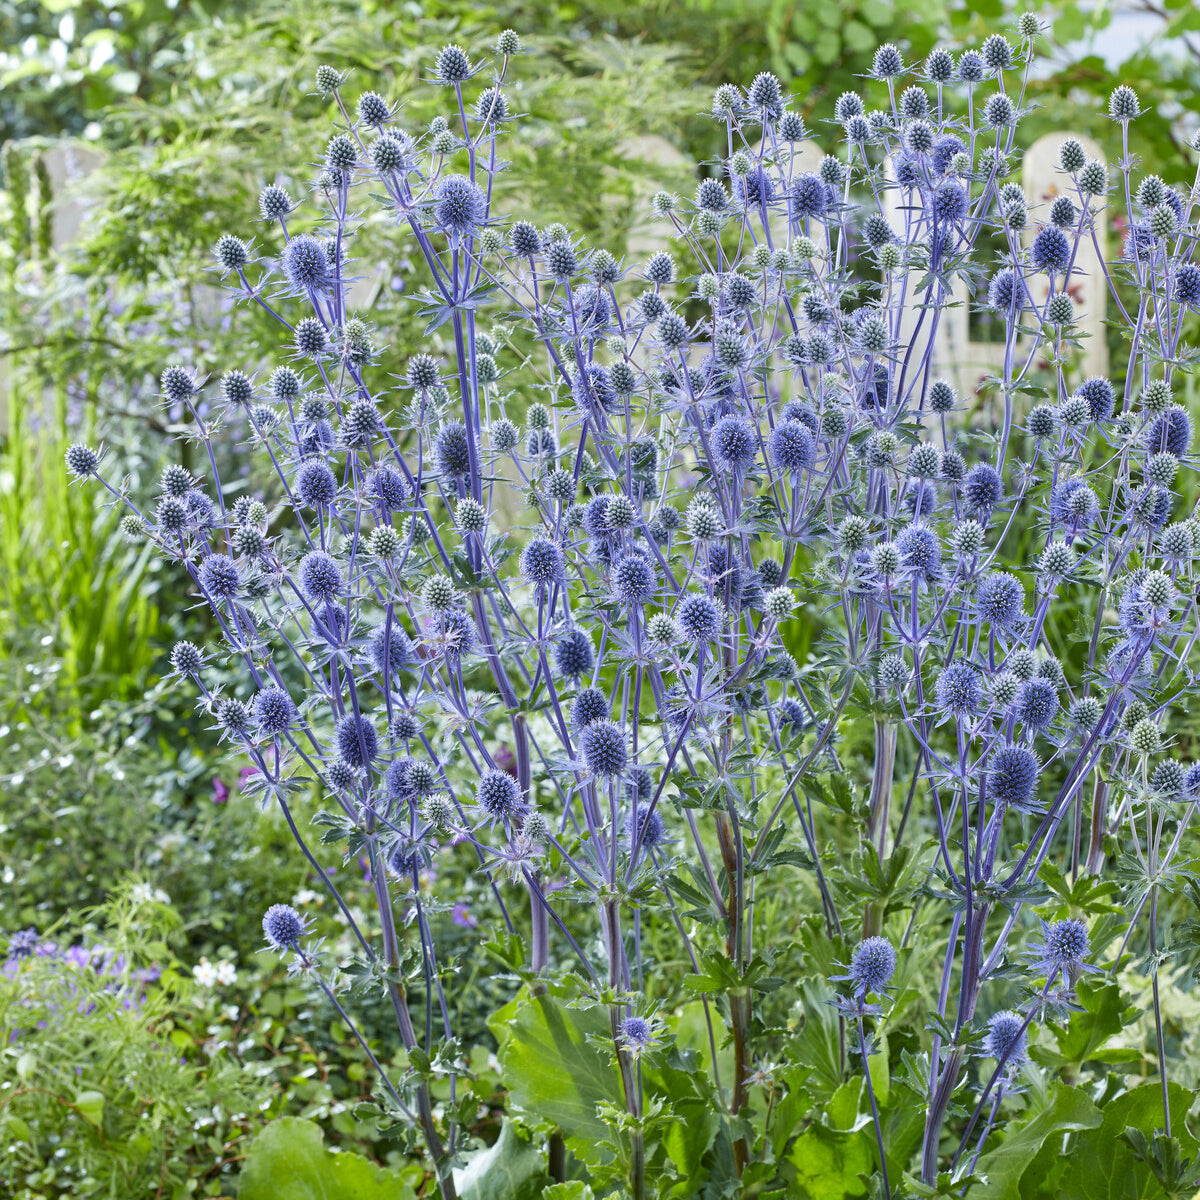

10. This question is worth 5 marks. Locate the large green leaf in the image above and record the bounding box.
[1042,981,1139,1068]
[662,1097,721,1190]
[1058,1083,1198,1200]
[490,991,621,1148]
[971,1084,1101,1200]
[786,1080,875,1200]
[453,1120,548,1200]
[239,1118,416,1200]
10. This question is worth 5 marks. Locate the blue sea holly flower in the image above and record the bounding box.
[337,714,378,767]
[841,936,897,998]
[476,769,526,823]
[1029,917,1094,986]
[983,1010,1028,1070]
[434,176,487,237]
[990,744,1041,812]
[976,572,1025,631]
[554,630,594,679]
[770,419,816,475]
[520,537,565,587]
[629,807,668,849]
[571,687,609,731]
[618,1016,658,1053]
[1013,677,1059,733]
[935,664,982,720]
[581,719,628,777]
[263,904,309,952]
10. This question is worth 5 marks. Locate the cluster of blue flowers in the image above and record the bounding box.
[68,16,1200,1197]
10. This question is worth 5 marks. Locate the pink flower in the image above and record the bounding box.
[212,777,229,804]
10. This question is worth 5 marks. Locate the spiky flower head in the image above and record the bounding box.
[170,640,203,676]
[1131,718,1161,756]
[936,664,982,719]
[435,44,472,84]
[554,630,594,679]
[581,719,628,776]
[571,686,609,731]
[983,1010,1027,1068]
[1108,84,1140,121]
[677,593,722,643]
[1070,696,1102,731]
[873,43,904,78]
[263,904,308,952]
[476,769,526,822]
[991,744,1041,811]
[846,936,897,995]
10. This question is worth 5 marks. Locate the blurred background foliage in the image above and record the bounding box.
[5,0,1200,1193]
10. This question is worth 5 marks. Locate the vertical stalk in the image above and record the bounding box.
[714,809,751,1169]
[1085,775,1109,876]
[865,719,897,936]
[602,898,645,1200]
[365,835,457,1200]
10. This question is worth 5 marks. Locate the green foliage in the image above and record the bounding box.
[239,1117,419,1200]
[0,384,164,706]
[454,1119,549,1200]
[7,2,1200,1197]
[0,889,267,1198]
[490,990,620,1150]
[970,1084,1102,1200]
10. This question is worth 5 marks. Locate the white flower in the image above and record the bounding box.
[215,961,238,986]
[130,882,171,906]
[193,959,218,988]
[292,888,321,906]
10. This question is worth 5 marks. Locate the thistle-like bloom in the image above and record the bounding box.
[337,714,378,768]
[1145,406,1191,457]
[990,744,1041,812]
[200,555,240,599]
[262,904,308,952]
[617,1015,657,1054]
[612,553,657,605]
[1013,677,1059,733]
[896,524,942,583]
[844,936,897,997]
[1078,376,1115,421]
[711,415,758,468]
[983,1010,1027,1069]
[770,419,816,475]
[581,719,628,776]
[435,422,474,479]
[790,173,828,221]
[520,537,565,587]
[677,593,722,643]
[571,686,609,731]
[476,768,526,822]
[962,464,1004,516]
[300,551,342,601]
[434,175,487,236]
[629,807,667,849]
[1031,226,1070,274]
[282,234,331,291]
[254,686,295,736]
[935,664,982,719]
[1029,918,1092,986]
[554,630,593,679]
[976,572,1025,630]
[369,625,411,676]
